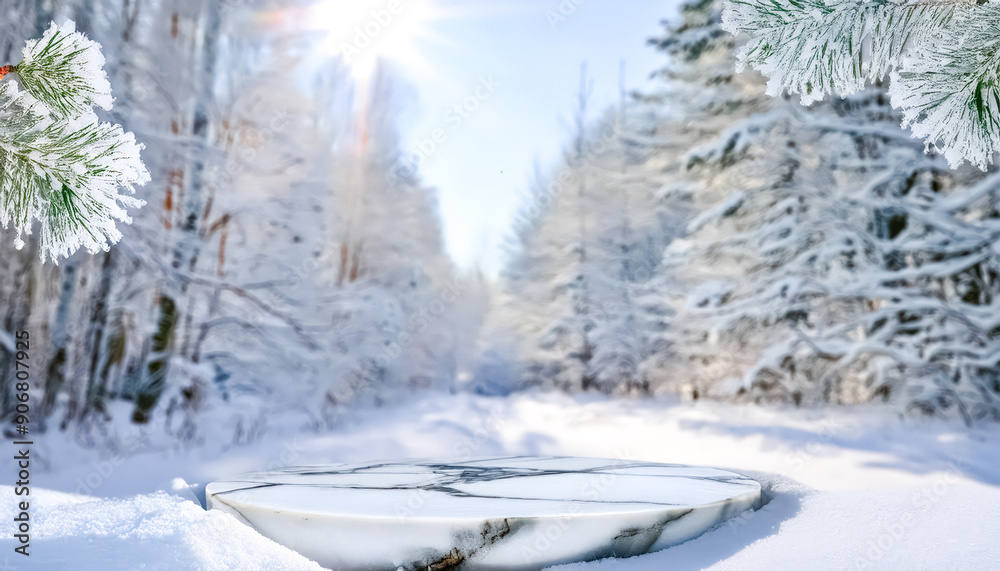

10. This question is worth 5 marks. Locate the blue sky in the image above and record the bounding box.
[321,0,680,275]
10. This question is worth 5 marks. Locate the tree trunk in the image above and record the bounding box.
[133,1,221,423]
[43,258,79,427]
[81,249,116,421]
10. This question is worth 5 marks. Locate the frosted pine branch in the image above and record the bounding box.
[0,82,148,262]
[722,0,1000,169]
[890,12,1000,169]
[722,0,969,103]
[0,21,148,262]
[15,21,113,118]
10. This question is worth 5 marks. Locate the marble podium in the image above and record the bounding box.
[206,456,760,570]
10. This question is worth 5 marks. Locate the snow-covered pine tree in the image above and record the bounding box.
[311,65,460,420]
[0,20,148,262]
[722,0,1000,170]
[647,0,1000,421]
[627,0,778,400]
[494,67,674,395]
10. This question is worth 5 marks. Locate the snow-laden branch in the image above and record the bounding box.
[0,20,148,262]
[723,0,1000,169]
[16,21,113,118]
[723,0,969,103]
[890,9,1000,168]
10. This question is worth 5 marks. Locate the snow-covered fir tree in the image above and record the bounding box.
[492,69,678,395]
[645,0,1000,420]
[488,0,1000,422]
[628,0,779,400]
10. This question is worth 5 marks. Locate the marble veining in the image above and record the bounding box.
[206,456,760,570]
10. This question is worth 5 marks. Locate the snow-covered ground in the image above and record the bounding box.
[5,392,998,569]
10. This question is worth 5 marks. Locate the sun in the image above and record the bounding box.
[306,0,439,83]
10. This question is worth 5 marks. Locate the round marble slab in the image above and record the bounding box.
[206,456,760,570]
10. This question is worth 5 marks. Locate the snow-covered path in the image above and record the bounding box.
[6,392,998,569]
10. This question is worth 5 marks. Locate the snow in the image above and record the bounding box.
[20,20,114,115]
[13,391,1000,569]
[686,191,744,234]
[4,3,997,569]
[0,488,322,570]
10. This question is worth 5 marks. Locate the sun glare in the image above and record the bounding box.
[308,0,438,83]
